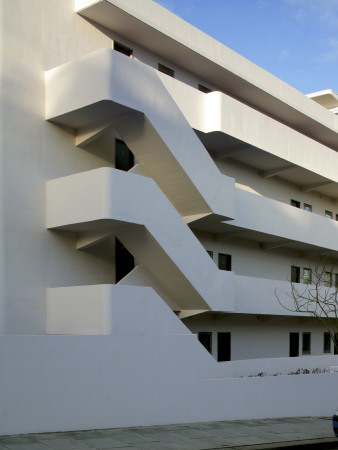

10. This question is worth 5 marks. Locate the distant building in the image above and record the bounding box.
[1,0,338,436]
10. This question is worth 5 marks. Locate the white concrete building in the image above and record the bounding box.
[1,0,338,435]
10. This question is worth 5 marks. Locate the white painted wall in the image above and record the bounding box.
[184,314,334,360]
[1,334,338,436]
[218,158,338,218]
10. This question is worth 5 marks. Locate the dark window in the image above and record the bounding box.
[289,332,299,357]
[302,332,311,354]
[303,268,312,284]
[218,254,231,271]
[115,139,134,172]
[207,250,213,259]
[291,199,300,208]
[325,210,333,219]
[198,84,212,93]
[217,332,231,362]
[115,238,134,283]
[114,42,133,57]
[291,266,300,283]
[335,273,338,288]
[335,333,338,355]
[324,272,332,287]
[336,214,338,221]
[324,332,331,353]
[304,203,312,212]
[198,332,212,354]
[158,63,175,77]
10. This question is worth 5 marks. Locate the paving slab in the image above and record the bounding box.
[0,417,337,450]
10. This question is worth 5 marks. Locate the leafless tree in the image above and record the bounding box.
[276,259,338,354]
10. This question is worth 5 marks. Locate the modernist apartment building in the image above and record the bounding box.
[1,0,338,436]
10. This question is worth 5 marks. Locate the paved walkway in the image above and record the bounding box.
[0,417,337,450]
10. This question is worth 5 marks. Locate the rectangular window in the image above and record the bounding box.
[291,266,300,283]
[302,332,311,354]
[198,84,212,93]
[325,210,333,219]
[158,63,175,77]
[303,268,312,284]
[304,203,312,212]
[114,42,133,57]
[324,271,332,287]
[324,332,331,353]
[336,214,338,221]
[218,254,231,271]
[335,273,338,288]
[198,332,212,354]
[207,250,213,259]
[289,332,299,357]
[335,333,338,355]
[291,199,300,208]
[217,332,231,362]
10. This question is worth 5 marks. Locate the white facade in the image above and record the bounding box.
[0,0,338,435]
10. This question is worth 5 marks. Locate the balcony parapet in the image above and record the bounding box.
[231,188,338,252]
[46,48,234,221]
[47,168,234,313]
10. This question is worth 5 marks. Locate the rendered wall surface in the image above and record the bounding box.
[0,0,338,436]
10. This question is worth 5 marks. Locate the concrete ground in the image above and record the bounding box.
[0,417,337,450]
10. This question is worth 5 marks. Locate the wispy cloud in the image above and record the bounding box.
[285,0,338,28]
[279,48,290,60]
[317,39,338,63]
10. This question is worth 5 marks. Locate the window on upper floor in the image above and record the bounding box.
[303,268,312,284]
[335,273,338,288]
[158,63,175,77]
[304,203,312,212]
[324,271,332,287]
[198,332,212,354]
[115,139,134,172]
[324,332,331,353]
[114,42,133,57]
[218,253,231,271]
[291,266,300,283]
[336,214,338,221]
[207,250,213,259]
[325,210,333,219]
[291,199,300,208]
[302,332,311,354]
[198,84,212,93]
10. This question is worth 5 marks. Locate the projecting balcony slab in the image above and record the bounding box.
[47,167,234,313]
[46,48,234,220]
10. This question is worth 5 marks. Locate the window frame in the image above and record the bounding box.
[198,83,212,93]
[198,332,212,354]
[324,332,331,353]
[291,199,300,208]
[114,41,133,57]
[302,332,311,354]
[303,268,312,284]
[158,63,175,77]
[218,253,232,271]
[291,266,300,283]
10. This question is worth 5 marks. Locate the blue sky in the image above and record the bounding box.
[155,0,338,95]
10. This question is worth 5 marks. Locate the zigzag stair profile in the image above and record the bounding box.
[46,167,234,314]
[45,48,235,222]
